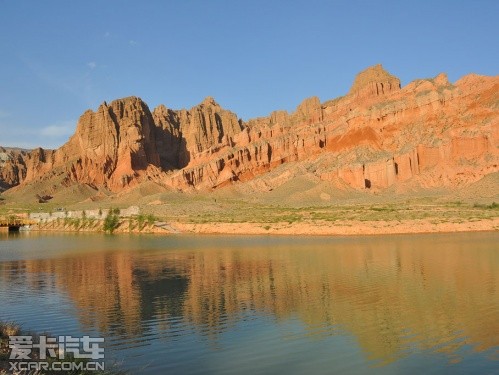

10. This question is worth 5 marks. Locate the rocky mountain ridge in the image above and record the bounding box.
[1,64,498,199]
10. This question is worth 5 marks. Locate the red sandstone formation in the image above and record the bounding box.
[1,65,498,195]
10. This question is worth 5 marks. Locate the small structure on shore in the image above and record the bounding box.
[0,216,35,232]
[29,206,140,223]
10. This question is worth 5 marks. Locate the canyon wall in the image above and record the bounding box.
[1,65,497,195]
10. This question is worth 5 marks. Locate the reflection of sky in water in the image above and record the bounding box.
[0,232,497,374]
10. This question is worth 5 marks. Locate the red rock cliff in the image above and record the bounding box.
[1,65,498,194]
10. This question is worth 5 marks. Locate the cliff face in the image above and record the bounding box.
[1,65,498,195]
[61,97,162,189]
[0,147,28,190]
[152,96,243,170]
[349,63,401,98]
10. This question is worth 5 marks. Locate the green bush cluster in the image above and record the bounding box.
[473,202,498,209]
[103,209,120,233]
[135,214,156,230]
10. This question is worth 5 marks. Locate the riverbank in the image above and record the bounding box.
[28,217,499,236]
[32,218,173,234]
[4,200,498,236]
[172,217,499,236]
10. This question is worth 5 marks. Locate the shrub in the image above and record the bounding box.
[103,211,120,233]
[473,202,498,209]
[137,215,145,230]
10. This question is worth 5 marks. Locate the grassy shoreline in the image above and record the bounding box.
[26,205,499,236]
[2,198,498,236]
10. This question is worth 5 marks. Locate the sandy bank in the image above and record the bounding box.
[28,218,499,236]
[172,218,499,236]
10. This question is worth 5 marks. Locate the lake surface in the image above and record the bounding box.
[0,232,497,374]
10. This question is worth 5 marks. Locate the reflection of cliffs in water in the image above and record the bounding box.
[2,254,191,337]
[2,236,497,362]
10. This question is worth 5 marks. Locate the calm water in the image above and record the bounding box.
[0,232,498,374]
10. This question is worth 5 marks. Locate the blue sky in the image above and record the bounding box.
[0,0,497,149]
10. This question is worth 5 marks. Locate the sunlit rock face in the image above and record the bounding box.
[1,65,498,193]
